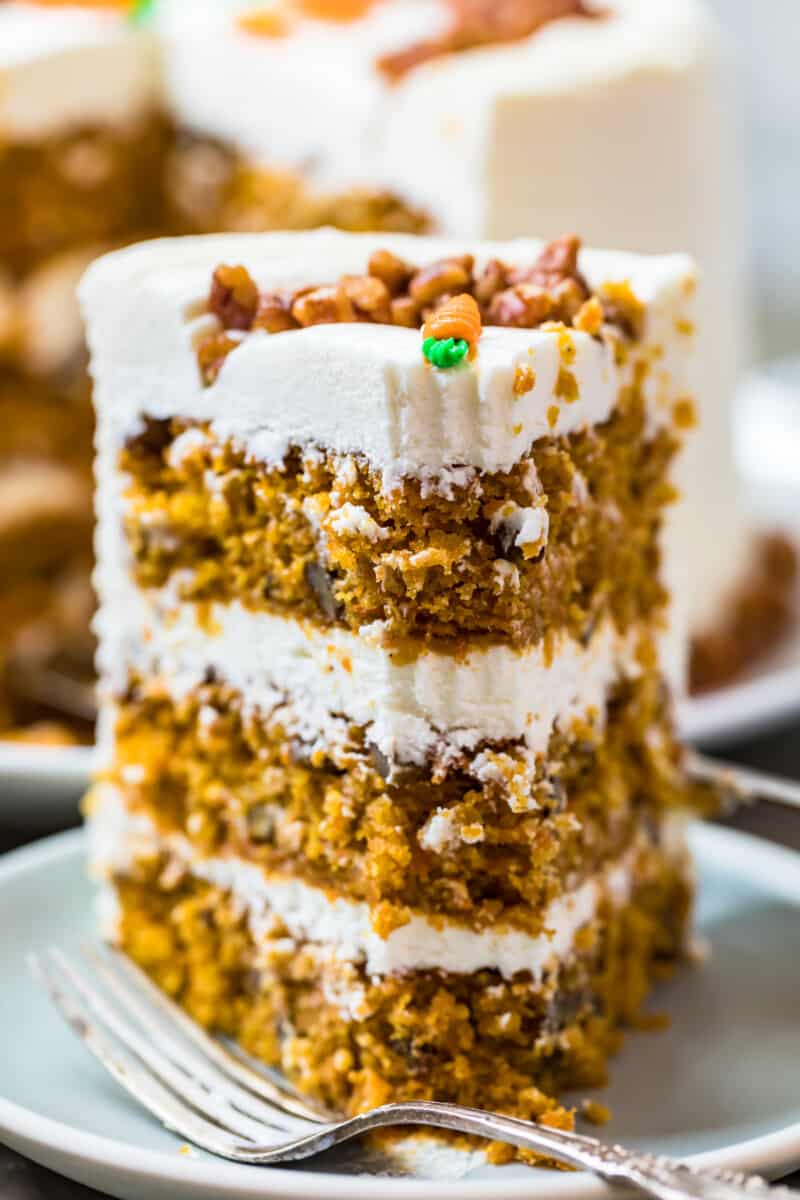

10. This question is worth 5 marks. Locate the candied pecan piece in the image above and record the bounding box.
[409,255,474,307]
[391,296,419,327]
[291,284,355,326]
[474,258,509,307]
[340,274,392,322]
[509,234,586,296]
[488,283,555,327]
[197,332,240,385]
[368,248,413,295]
[208,263,259,331]
[252,291,298,333]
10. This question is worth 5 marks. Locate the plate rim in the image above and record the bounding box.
[2,824,800,1199]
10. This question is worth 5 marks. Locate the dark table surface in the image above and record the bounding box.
[3,720,800,1199]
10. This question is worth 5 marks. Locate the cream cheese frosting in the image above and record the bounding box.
[90,784,690,980]
[81,229,696,486]
[93,573,644,768]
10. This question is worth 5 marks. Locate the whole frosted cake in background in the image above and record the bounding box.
[82,229,708,1138]
[0,0,794,740]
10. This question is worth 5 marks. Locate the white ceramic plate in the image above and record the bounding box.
[2,823,800,1199]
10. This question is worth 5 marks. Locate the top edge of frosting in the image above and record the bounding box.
[81,230,696,479]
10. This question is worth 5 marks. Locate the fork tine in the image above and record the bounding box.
[28,951,256,1160]
[82,945,315,1135]
[96,944,334,1123]
[48,949,287,1144]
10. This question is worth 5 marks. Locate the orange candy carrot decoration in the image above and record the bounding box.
[423,293,482,361]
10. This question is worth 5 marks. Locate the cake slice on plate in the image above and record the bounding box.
[81,229,705,1141]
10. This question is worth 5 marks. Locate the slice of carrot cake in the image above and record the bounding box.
[81,229,703,1136]
[82,229,702,1142]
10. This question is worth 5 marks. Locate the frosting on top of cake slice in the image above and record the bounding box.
[80,229,696,483]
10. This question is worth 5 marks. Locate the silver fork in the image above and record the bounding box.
[29,944,797,1199]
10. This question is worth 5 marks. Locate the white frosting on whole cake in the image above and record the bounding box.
[90,784,690,981]
[0,4,158,141]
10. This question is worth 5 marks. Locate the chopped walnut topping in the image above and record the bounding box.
[340,274,392,322]
[390,295,419,327]
[409,255,474,307]
[198,235,636,383]
[367,248,413,294]
[208,264,259,331]
[252,291,298,333]
[518,232,584,291]
[197,332,242,385]
[474,258,509,306]
[291,284,355,326]
[378,0,602,81]
[488,282,554,328]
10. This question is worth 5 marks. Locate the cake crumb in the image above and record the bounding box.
[581,1099,611,1126]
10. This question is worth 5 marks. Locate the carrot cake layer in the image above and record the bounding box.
[121,402,677,651]
[95,659,707,932]
[93,797,692,1142]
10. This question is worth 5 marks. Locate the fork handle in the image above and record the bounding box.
[687,750,800,812]
[309,1103,796,1200]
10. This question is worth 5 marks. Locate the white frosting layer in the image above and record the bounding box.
[91,784,689,980]
[81,229,696,486]
[94,571,642,768]
[0,5,157,141]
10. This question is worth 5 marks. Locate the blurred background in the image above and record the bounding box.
[709,0,800,512]
[710,0,800,359]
